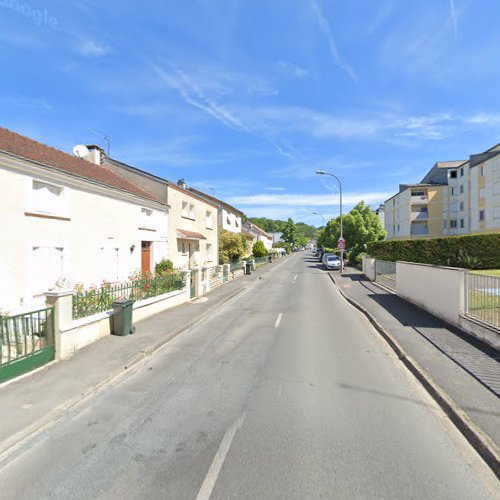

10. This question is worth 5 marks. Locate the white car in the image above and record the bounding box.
[323,254,341,270]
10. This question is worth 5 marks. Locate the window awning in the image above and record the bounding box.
[176,229,207,240]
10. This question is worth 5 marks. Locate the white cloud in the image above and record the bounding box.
[449,0,458,41]
[77,38,111,58]
[310,0,358,81]
[277,61,309,78]
[227,192,390,207]
[265,187,286,191]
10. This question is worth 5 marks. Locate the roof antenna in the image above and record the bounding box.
[90,130,111,156]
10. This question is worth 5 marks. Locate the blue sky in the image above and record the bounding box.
[2,0,500,225]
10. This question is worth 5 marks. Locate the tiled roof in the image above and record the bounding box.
[435,160,467,169]
[244,222,272,239]
[176,229,207,240]
[0,127,164,204]
[188,187,244,216]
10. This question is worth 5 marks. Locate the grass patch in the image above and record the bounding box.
[471,269,500,276]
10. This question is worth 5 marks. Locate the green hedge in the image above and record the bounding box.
[367,233,500,269]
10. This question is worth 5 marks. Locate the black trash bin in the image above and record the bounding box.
[268,254,273,263]
[112,299,135,336]
[245,262,252,275]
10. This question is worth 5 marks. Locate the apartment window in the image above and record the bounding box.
[460,184,464,194]
[31,179,65,216]
[449,170,457,178]
[460,219,464,228]
[479,210,485,221]
[397,224,400,232]
[451,187,455,195]
[459,201,464,211]
[443,220,448,229]
[420,206,428,213]
[392,225,396,234]
[460,167,464,177]
[450,220,457,228]
[206,211,213,229]
[206,243,213,262]
[480,166,484,176]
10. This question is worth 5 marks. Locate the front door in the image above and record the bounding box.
[141,241,151,274]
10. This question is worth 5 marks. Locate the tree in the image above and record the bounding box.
[317,202,386,261]
[219,229,247,263]
[252,240,268,257]
[281,218,299,246]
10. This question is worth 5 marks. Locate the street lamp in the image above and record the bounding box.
[312,212,325,227]
[316,170,344,272]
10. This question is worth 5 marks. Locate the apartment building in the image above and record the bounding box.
[385,145,500,240]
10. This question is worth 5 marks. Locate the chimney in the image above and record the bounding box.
[85,144,105,165]
[177,178,187,189]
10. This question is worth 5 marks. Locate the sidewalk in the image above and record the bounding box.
[330,267,500,477]
[0,258,283,459]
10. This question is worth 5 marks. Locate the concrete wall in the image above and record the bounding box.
[362,255,376,281]
[58,288,188,359]
[396,261,467,326]
[0,155,168,315]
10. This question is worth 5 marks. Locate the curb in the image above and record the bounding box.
[0,265,274,463]
[328,272,500,481]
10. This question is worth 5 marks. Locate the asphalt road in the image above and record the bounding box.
[1,254,499,499]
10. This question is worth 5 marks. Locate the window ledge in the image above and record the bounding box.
[25,211,70,221]
[182,215,196,221]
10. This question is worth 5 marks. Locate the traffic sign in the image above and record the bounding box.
[337,238,346,250]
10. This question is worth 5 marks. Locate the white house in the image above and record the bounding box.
[242,222,273,251]
[0,127,169,314]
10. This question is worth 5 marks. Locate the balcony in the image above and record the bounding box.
[411,194,428,204]
[411,211,429,221]
[411,221,429,236]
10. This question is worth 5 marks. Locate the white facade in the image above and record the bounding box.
[0,154,168,314]
[221,207,242,233]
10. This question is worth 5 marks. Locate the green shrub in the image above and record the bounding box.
[155,258,174,275]
[253,240,268,257]
[367,233,500,269]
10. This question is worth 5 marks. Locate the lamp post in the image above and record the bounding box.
[316,170,344,272]
[312,212,325,227]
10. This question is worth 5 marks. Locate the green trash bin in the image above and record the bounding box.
[245,262,252,275]
[112,299,135,336]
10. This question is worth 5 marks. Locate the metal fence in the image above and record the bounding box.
[466,273,500,328]
[0,307,55,383]
[229,260,243,272]
[375,260,397,291]
[254,256,267,267]
[73,273,185,319]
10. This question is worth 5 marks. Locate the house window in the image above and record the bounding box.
[182,201,195,219]
[480,166,484,176]
[31,179,65,215]
[450,220,457,228]
[100,246,120,282]
[226,215,231,225]
[479,210,485,221]
[460,167,464,177]
[460,219,464,228]
[235,219,239,227]
[206,243,213,262]
[140,207,154,228]
[206,211,213,229]
[31,245,66,295]
[460,184,464,194]
[449,170,457,179]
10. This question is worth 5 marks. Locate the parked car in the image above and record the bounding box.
[323,254,341,270]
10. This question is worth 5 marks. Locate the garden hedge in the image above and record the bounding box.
[366,233,500,269]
